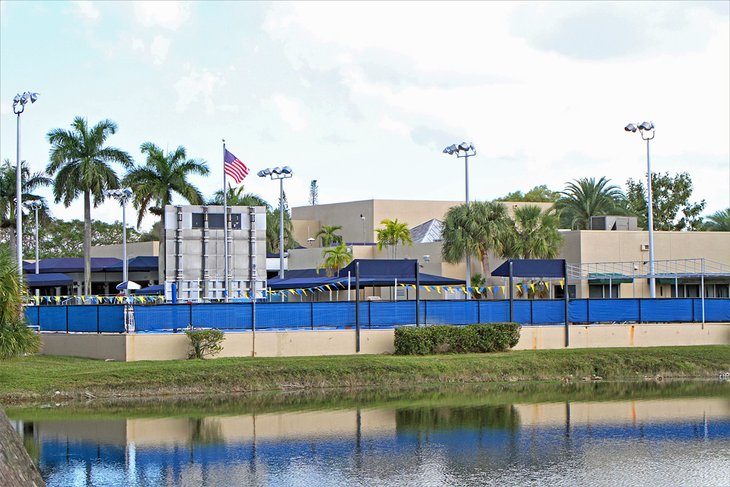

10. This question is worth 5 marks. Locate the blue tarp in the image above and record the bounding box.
[491,259,566,278]
[24,273,73,287]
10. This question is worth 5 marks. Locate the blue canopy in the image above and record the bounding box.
[137,284,165,295]
[104,256,159,271]
[25,273,73,287]
[23,257,122,273]
[268,259,464,290]
[491,259,566,278]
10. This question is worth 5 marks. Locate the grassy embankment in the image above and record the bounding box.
[0,346,728,404]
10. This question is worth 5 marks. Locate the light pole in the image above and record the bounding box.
[258,166,293,279]
[12,91,39,280]
[625,121,656,298]
[105,188,133,294]
[25,200,43,275]
[443,142,476,298]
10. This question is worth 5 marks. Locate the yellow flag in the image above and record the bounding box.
[559,279,565,289]
[436,286,442,294]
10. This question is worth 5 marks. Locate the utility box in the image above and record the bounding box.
[590,216,638,231]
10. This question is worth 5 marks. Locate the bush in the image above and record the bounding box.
[185,329,225,359]
[0,245,40,359]
[394,323,520,355]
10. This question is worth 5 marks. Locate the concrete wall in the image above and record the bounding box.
[39,323,729,361]
[91,241,160,258]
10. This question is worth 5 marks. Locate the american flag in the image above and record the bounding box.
[224,148,249,184]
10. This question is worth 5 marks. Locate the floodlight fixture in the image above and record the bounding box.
[258,166,295,279]
[624,123,637,133]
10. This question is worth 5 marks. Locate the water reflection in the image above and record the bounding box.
[10,382,730,487]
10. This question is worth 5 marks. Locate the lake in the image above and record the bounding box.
[7,381,730,486]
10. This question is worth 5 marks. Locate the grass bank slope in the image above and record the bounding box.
[1,346,728,404]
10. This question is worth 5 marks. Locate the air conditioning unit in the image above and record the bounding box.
[640,244,650,251]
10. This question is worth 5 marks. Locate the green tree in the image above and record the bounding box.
[309,180,318,205]
[376,219,413,258]
[0,245,40,359]
[316,224,343,247]
[702,208,730,231]
[496,185,560,202]
[554,177,625,230]
[504,205,562,259]
[266,208,298,254]
[441,202,511,276]
[625,172,706,231]
[47,117,133,294]
[123,142,209,280]
[319,241,353,276]
[0,159,52,262]
[34,219,143,258]
[208,185,269,208]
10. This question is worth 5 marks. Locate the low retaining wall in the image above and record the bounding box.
[39,323,730,362]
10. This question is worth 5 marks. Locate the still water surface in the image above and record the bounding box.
[9,382,730,486]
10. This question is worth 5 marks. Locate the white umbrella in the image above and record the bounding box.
[116,280,141,291]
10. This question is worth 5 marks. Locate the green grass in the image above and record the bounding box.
[0,346,728,405]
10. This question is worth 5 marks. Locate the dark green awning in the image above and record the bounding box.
[588,273,633,284]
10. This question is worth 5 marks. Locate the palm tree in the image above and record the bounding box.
[441,202,511,276]
[555,177,625,230]
[0,244,40,358]
[266,208,298,254]
[319,242,353,276]
[376,219,413,258]
[506,205,562,259]
[703,208,730,231]
[123,142,209,281]
[47,117,132,294]
[0,159,52,263]
[316,225,343,247]
[208,185,270,208]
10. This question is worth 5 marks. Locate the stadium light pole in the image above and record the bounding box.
[105,188,134,294]
[625,121,656,298]
[12,91,39,281]
[258,166,293,279]
[443,142,476,299]
[24,200,43,275]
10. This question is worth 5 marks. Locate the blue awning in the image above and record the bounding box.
[137,284,165,295]
[23,257,122,273]
[491,259,566,278]
[25,273,73,287]
[104,256,159,271]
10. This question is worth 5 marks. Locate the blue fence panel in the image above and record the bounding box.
[24,307,39,326]
[424,300,478,325]
[134,305,191,331]
[256,303,312,329]
[370,301,416,326]
[67,305,98,332]
[193,303,251,330]
[312,302,355,328]
[569,300,588,323]
[693,299,730,322]
[531,300,565,325]
[477,301,510,324]
[640,298,693,322]
[511,301,533,324]
[36,306,67,332]
[587,299,639,323]
[99,306,125,332]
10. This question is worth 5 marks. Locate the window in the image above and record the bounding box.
[554,284,576,299]
[588,284,620,298]
[191,213,242,229]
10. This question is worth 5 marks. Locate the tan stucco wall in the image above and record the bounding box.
[40,323,728,361]
[90,241,160,258]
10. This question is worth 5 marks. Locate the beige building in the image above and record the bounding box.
[289,199,730,300]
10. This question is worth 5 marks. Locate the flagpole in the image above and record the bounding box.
[223,139,229,303]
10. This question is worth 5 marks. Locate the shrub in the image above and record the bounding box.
[0,245,40,359]
[185,329,225,359]
[394,323,520,355]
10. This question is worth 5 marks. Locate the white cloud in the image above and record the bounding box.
[73,1,100,21]
[150,35,171,64]
[174,68,224,114]
[379,115,410,138]
[272,95,308,132]
[133,1,191,30]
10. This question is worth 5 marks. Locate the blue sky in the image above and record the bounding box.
[1,1,728,230]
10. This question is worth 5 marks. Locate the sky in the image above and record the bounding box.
[1,1,729,230]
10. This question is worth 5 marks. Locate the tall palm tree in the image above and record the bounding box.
[123,142,209,281]
[47,117,132,294]
[316,225,343,247]
[441,201,510,276]
[702,208,730,231]
[506,205,562,259]
[376,219,413,258]
[555,177,625,230]
[319,242,353,276]
[0,159,52,263]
